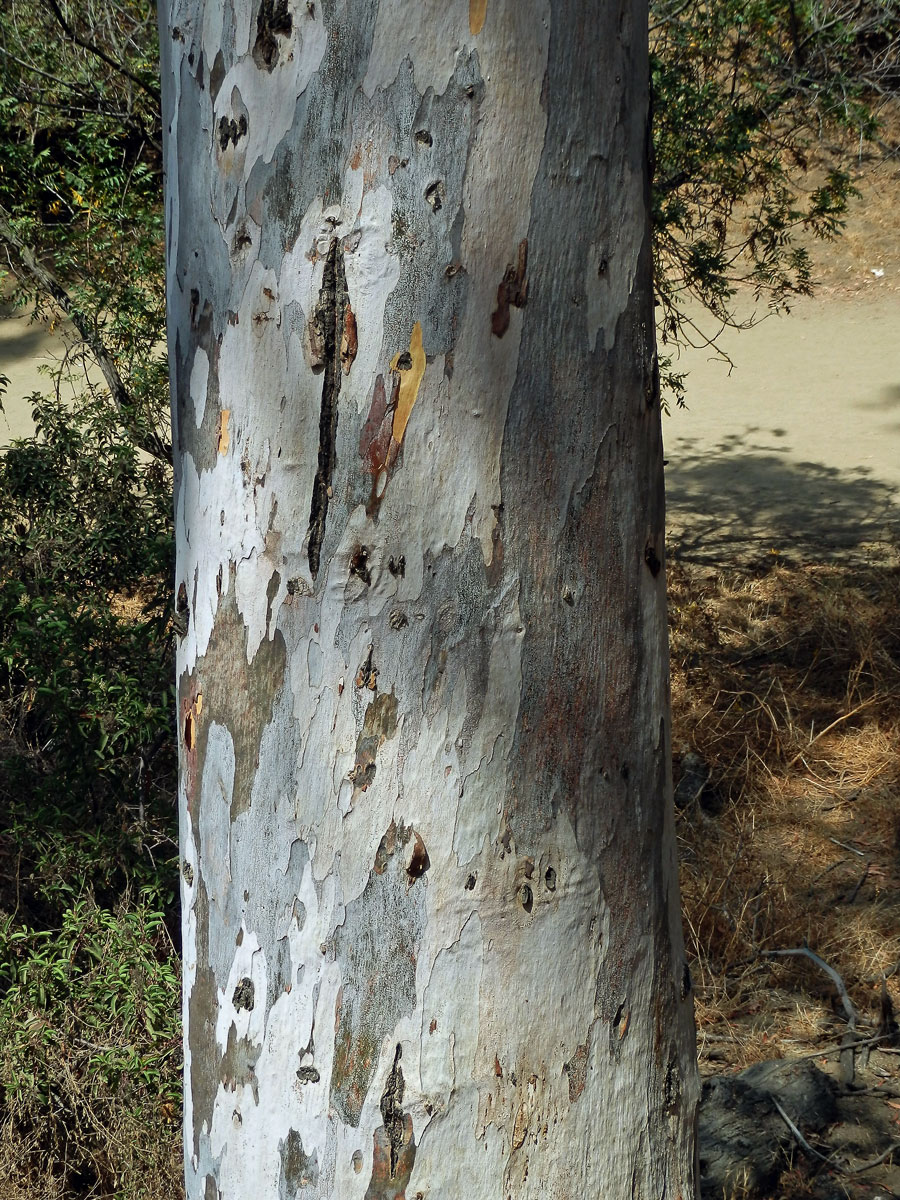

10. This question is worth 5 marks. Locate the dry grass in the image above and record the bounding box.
[670,559,900,1072]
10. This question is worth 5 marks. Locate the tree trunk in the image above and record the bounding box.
[160,1,699,1197]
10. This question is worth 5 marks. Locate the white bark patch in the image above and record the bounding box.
[214,928,266,1055]
[205,851,342,1200]
[364,0,477,97]
[214,6,326,175]
[180,805,199,1166]
[447,7,550,560]
[418,912,483,1108]
[179,255,314,667]
[454,585,523,862]
[340,186,401,416]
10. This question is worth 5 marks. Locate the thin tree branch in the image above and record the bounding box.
[44,0,161,105]
[0,203,170,463]
[765,945,858,1027]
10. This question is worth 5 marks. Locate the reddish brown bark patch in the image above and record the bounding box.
[491,239,528,337]
[359,373,401,515]
[564,1041,589,1102]
[365,1047,416,1199]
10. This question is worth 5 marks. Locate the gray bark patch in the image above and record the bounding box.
[188,961,219,1158]
[221,1023,261,1101]
[330,821,425,1126]
[182,580,287,825]
[279,1128,319,1197]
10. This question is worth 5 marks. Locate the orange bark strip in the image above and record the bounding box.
[217,408,230,455]
[469,0,487,34]
[390,322,425,446]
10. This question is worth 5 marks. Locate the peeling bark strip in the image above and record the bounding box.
[160,1,698,1197]
[307,238,349,578]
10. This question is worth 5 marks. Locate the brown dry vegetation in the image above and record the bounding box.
[670,555,900,1195]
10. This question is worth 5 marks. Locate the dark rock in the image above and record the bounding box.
[699,1059,837,1198]
[675,750,717,812]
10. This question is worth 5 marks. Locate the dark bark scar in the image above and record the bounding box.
[491,238,528,337]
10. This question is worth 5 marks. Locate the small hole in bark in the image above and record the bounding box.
[177,581,189,614]
[414,129,433,147]
[598,257,608,275]
[253,0,293,71]
[217,113,248,152]
[406,833,430,883]
[182,860,194,885]
[394,352,412,371]
[388,555,406,577]
[184,711,193,750]
[544,867,557,891]
[296,1064,321,1083]
[349,545,371,586]
[232,977,255,1011]
[465,873,476,890]
[681,962,692,999]
[644,543,661,577]
[519,883,533,913]
[424,181,444,212]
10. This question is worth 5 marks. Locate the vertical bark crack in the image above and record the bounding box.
[307,238,348,579]
[380,1044,405,1178]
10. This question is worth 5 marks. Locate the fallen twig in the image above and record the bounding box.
[765,946,858,1028]
[846,861,871,904]
[766,944,859,1083]
[828,836,866,858]
[771,1097,833,1164]
[786,698,879,770]
[848,1140,900,1174]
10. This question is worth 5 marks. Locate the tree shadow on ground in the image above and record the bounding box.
[666,450,900,565]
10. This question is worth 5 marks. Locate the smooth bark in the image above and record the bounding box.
[160,2,699,1196]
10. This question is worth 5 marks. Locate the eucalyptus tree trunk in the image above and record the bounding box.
[160,1,699,1197]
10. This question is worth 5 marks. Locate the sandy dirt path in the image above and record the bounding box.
[3,279,899,571]
[664,287,900,565]
[0,303,76,441]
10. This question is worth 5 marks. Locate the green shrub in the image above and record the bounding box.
[0,891,182,1199]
